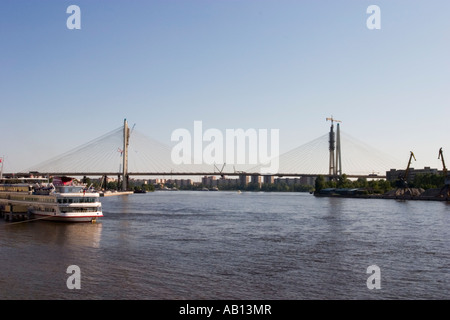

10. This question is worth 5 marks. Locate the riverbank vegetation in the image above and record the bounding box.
[314,175,392,194]
[314,173,447,194]
[83,173,446,193]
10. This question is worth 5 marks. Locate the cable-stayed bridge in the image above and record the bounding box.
[14,119,402,188]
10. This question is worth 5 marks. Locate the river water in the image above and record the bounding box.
[0,191,448,300]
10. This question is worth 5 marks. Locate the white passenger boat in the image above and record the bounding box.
[0,176,103,222]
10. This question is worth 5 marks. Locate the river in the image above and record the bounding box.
[0,191,448,299]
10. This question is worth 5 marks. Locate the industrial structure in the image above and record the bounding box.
[438,147,450,185]
[400,151,416,187]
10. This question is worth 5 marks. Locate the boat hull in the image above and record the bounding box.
[31,211,103,222]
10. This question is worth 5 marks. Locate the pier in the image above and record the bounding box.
[0,205,32,222]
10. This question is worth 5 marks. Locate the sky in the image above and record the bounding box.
[1,0,449,173]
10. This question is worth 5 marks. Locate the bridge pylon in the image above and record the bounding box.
[326,116,342,179]
[122,119,130,190]
[336,123,342,176]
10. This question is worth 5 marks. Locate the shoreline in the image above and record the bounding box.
[98,189,450,201]
[313,193,450,202]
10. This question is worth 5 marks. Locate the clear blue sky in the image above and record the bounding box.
[1,0,449,173]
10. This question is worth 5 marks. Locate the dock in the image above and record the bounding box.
[0,205,33,222]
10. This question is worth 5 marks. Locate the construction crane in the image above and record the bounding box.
[438,147,450,186]
[398,151,416,187]
[404,151,416,180]
[214,163,226,179]
[438,148,447,177]
[326,116,342,125]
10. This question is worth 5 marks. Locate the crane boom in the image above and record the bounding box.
[438,148,447,176]
[326,117,342,124]
[403,151,416,181]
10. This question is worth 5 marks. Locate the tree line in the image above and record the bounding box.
[314,173,447,194]
[81,173,447,193]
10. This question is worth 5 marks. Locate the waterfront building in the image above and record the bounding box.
[217,178,238,188]
[239,174,249,186]
[386,167,439,182]
[263,175,274,184]
[202,176,217,188]
[300,176,316,186]
[250,174,262,187]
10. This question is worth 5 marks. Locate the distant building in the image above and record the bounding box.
[250,174,261,187]
[168,179,193,187]
[274,177,315,186]
[148,178,193,188]
[386,167,439,182]
[239,174,249,186]
[148,178,166,185]
[217,178,238,188]
[274,177,301,186]
[202,176,217,187]
[263,175,274,184]
[300,176,316,186]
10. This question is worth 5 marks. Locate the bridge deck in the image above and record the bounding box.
[4,172,386,179]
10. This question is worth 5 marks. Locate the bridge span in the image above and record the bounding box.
[4,171,386,180]
[2,119,398,185]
